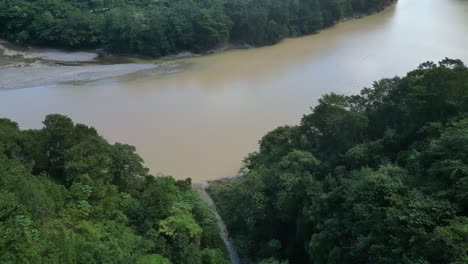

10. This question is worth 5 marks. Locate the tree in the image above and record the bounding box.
[0,114,229,263]
[209,60,468,263]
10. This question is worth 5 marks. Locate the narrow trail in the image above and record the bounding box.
[194,182,241,264]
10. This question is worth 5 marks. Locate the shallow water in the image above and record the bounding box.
[1,0,467,181]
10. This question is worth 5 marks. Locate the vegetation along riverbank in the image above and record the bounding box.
[0,115,230,263]
[0,0,395,58]
[208,58,468,263]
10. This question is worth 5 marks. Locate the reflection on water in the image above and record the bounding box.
[1,0,467,181]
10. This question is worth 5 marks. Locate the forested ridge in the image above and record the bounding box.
[0,0,393,57]
[208,59,468,264]
[0,115,229,263]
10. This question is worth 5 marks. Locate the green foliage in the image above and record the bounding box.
[137,254,172,264]
[0,115,228,263]
[200,248,230,264]
[0,0,392,57]
[258,258,289,264]
[209,59,468,263]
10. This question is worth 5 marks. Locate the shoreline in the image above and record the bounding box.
[0,40,189,89]
[0,1,397,90]
[126,0,398,61]
[0,1,397,64]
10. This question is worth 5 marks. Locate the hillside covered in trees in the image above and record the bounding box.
[0,0,393,57]
[208,59,468,263]
[0,115,229,263]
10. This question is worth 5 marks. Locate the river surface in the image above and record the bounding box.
[1,0,467,181]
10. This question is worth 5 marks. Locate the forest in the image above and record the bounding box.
[0,0,393,57]
[208,59,468,263]
[0,115,229,263]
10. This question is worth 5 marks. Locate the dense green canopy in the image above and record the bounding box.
[0,0,393,57]
[208,59,468,263]
[0,115,229,263]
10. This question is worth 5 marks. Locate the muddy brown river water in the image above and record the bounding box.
[1,0,467,181]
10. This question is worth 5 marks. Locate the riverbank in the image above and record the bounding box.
[0,41,188,89]
[0,1,397,89]
[1,0,396,63]
[97,0,397,61]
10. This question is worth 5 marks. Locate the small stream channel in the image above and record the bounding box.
[194,182,241,264]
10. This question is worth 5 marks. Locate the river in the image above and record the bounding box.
[1,0,467,181]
